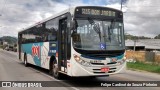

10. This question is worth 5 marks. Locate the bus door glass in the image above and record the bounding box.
[58,18,67,71]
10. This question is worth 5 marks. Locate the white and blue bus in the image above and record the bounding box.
[18,6,126,79]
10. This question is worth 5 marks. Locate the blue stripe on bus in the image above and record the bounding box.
[81,54,124,60]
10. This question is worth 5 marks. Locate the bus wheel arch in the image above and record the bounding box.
[49,56,57,75]
[49,56,61,79]
[24,53,28,67]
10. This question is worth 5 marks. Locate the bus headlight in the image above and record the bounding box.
[74,54,91,66]
[74,54,80,61]
[117,59,125,65]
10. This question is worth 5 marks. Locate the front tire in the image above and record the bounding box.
[51,61,61,79]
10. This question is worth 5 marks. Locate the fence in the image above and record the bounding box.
[126,51,160,63]
[155,54,160,63]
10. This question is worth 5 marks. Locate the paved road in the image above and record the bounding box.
[0,49,160,90]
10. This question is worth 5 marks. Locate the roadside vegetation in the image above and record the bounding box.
[0,45,2,48]
[127,61,160,74]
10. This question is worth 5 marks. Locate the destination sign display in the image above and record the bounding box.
[75,7,123,18]
[81,8,116,17]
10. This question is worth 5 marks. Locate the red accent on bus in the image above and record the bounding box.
[32,45,40,58]
[56,53,58,57]
[101,67,109,72]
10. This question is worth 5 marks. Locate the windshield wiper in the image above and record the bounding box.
[107,20,116,42]
[88,18,102,42]
[107,26,111,42]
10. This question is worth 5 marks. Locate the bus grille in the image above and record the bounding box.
[91,62,117,65]
[87,53,121,58]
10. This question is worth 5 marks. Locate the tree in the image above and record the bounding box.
[154,34,160,39]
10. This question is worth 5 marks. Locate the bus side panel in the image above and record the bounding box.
[21,42,54,69]
[22,43,42,66]
[21,44,34,65]
[27,53,35,65]
[40,42,50,69]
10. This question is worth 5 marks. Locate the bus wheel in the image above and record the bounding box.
[52,61,61,79]
[24,54,28,67]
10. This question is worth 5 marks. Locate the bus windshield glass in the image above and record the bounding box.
[72,19,125,50]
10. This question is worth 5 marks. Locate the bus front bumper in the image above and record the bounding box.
[71,60,126,77]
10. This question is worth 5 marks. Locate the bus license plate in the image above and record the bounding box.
[101,67,109,72]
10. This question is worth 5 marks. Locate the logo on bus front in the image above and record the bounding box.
[100,43,106,50]
[32,44,40,59]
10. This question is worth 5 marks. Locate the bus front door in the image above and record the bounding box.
[58,18,67,73]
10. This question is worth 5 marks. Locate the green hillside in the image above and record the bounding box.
[0,36,17,44]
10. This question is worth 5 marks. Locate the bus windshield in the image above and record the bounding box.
[72,19,125,50]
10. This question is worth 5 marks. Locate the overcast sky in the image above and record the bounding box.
[0,0,160,38]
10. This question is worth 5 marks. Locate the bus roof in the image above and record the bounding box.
[18,7,75,33]
[18,6,122,33]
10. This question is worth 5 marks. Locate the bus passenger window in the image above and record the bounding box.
[48,34,57,41]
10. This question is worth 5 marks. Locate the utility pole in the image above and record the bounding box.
[133,40,136,51]
[133,36,139,51]
[121,0,122,10]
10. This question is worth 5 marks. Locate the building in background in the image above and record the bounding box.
[125,39,160,51]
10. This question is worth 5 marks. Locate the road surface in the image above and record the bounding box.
[0,49,160,90]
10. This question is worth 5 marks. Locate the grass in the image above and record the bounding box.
[0,45,2,48]
[127,61,160,74]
